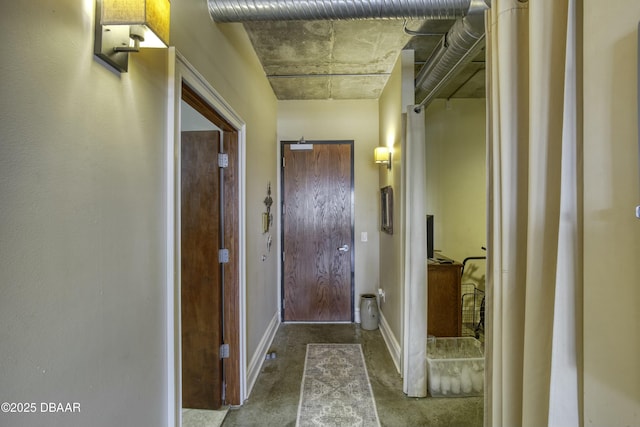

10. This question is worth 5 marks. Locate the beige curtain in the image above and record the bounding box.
[402,107,427,397]
[485,1,582,426]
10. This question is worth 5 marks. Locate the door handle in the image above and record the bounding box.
[337,244,349,252]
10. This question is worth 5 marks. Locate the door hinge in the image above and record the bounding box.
[220,343,229,359]
[218,153,229,168]
[282,157,285,168]
[282,251,285,262]
[218,248,229,264]
[282,203,285,215]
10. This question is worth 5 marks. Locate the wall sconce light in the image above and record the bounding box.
[94,0,170,73]
[374,146,392,170]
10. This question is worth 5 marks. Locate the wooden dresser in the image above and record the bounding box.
[427,258,462,337]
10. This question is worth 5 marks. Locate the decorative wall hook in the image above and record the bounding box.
[262,182,273,233]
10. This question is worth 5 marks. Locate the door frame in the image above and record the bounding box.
[279,140,355,322]
[167,49,247,425]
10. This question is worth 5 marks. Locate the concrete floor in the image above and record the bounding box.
[183,408,228,427]
[222,323,483,427]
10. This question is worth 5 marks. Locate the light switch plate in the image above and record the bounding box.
[361,232,368,242]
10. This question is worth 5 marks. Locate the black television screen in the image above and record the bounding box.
[426,215,434,259]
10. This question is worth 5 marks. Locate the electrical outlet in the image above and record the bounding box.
[378,288,385,302]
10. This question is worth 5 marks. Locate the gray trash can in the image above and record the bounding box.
[360,294,379,330]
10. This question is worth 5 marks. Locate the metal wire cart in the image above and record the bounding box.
[460,256,486,340]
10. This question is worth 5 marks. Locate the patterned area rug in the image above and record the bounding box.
[296,344,381,427]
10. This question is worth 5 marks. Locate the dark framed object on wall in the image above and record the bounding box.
[381,186,393,234]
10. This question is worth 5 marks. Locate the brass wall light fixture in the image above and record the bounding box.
[94,0,170,73]
[374,146,392,170]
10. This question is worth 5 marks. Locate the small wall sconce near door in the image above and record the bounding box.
[94,0,170,73]
[374,146,392,170]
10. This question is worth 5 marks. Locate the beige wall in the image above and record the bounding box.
[583,1,640,425]
[378,55,405,347]
[377,51,415,364]
[0,3,169,426]
[424,99,487,288]
[277,100,381,318]
[0,1,277,426]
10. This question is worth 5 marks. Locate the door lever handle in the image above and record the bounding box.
[337,244,349,252]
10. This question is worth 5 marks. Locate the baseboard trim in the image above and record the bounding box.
[245,311,280,399]
[378,311,402,374]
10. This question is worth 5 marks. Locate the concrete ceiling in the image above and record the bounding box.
[242,18,486,102]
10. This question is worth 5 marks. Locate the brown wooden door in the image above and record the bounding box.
[282,141,354,321]
[181,130,223,409]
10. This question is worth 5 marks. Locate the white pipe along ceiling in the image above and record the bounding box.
[208,0,491,106]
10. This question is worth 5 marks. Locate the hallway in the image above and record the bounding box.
[223,324,483,427]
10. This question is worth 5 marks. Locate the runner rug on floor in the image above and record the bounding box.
[296,343,381,427]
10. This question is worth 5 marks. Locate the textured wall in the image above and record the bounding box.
[583,1,640,425]
[377,50,416,369]
[378,54,405,354]
[0,2,168,426]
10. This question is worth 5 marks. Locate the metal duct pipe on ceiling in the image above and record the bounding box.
[208,0,491,108]
[414,0,489,109]
[208,0,472,22]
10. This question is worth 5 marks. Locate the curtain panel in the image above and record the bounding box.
[485,1,582,426]
[402,107,428,397]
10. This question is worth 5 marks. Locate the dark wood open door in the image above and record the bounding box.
[282,141,354,321]
[181,130,223,409]
[180,82,241,407]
